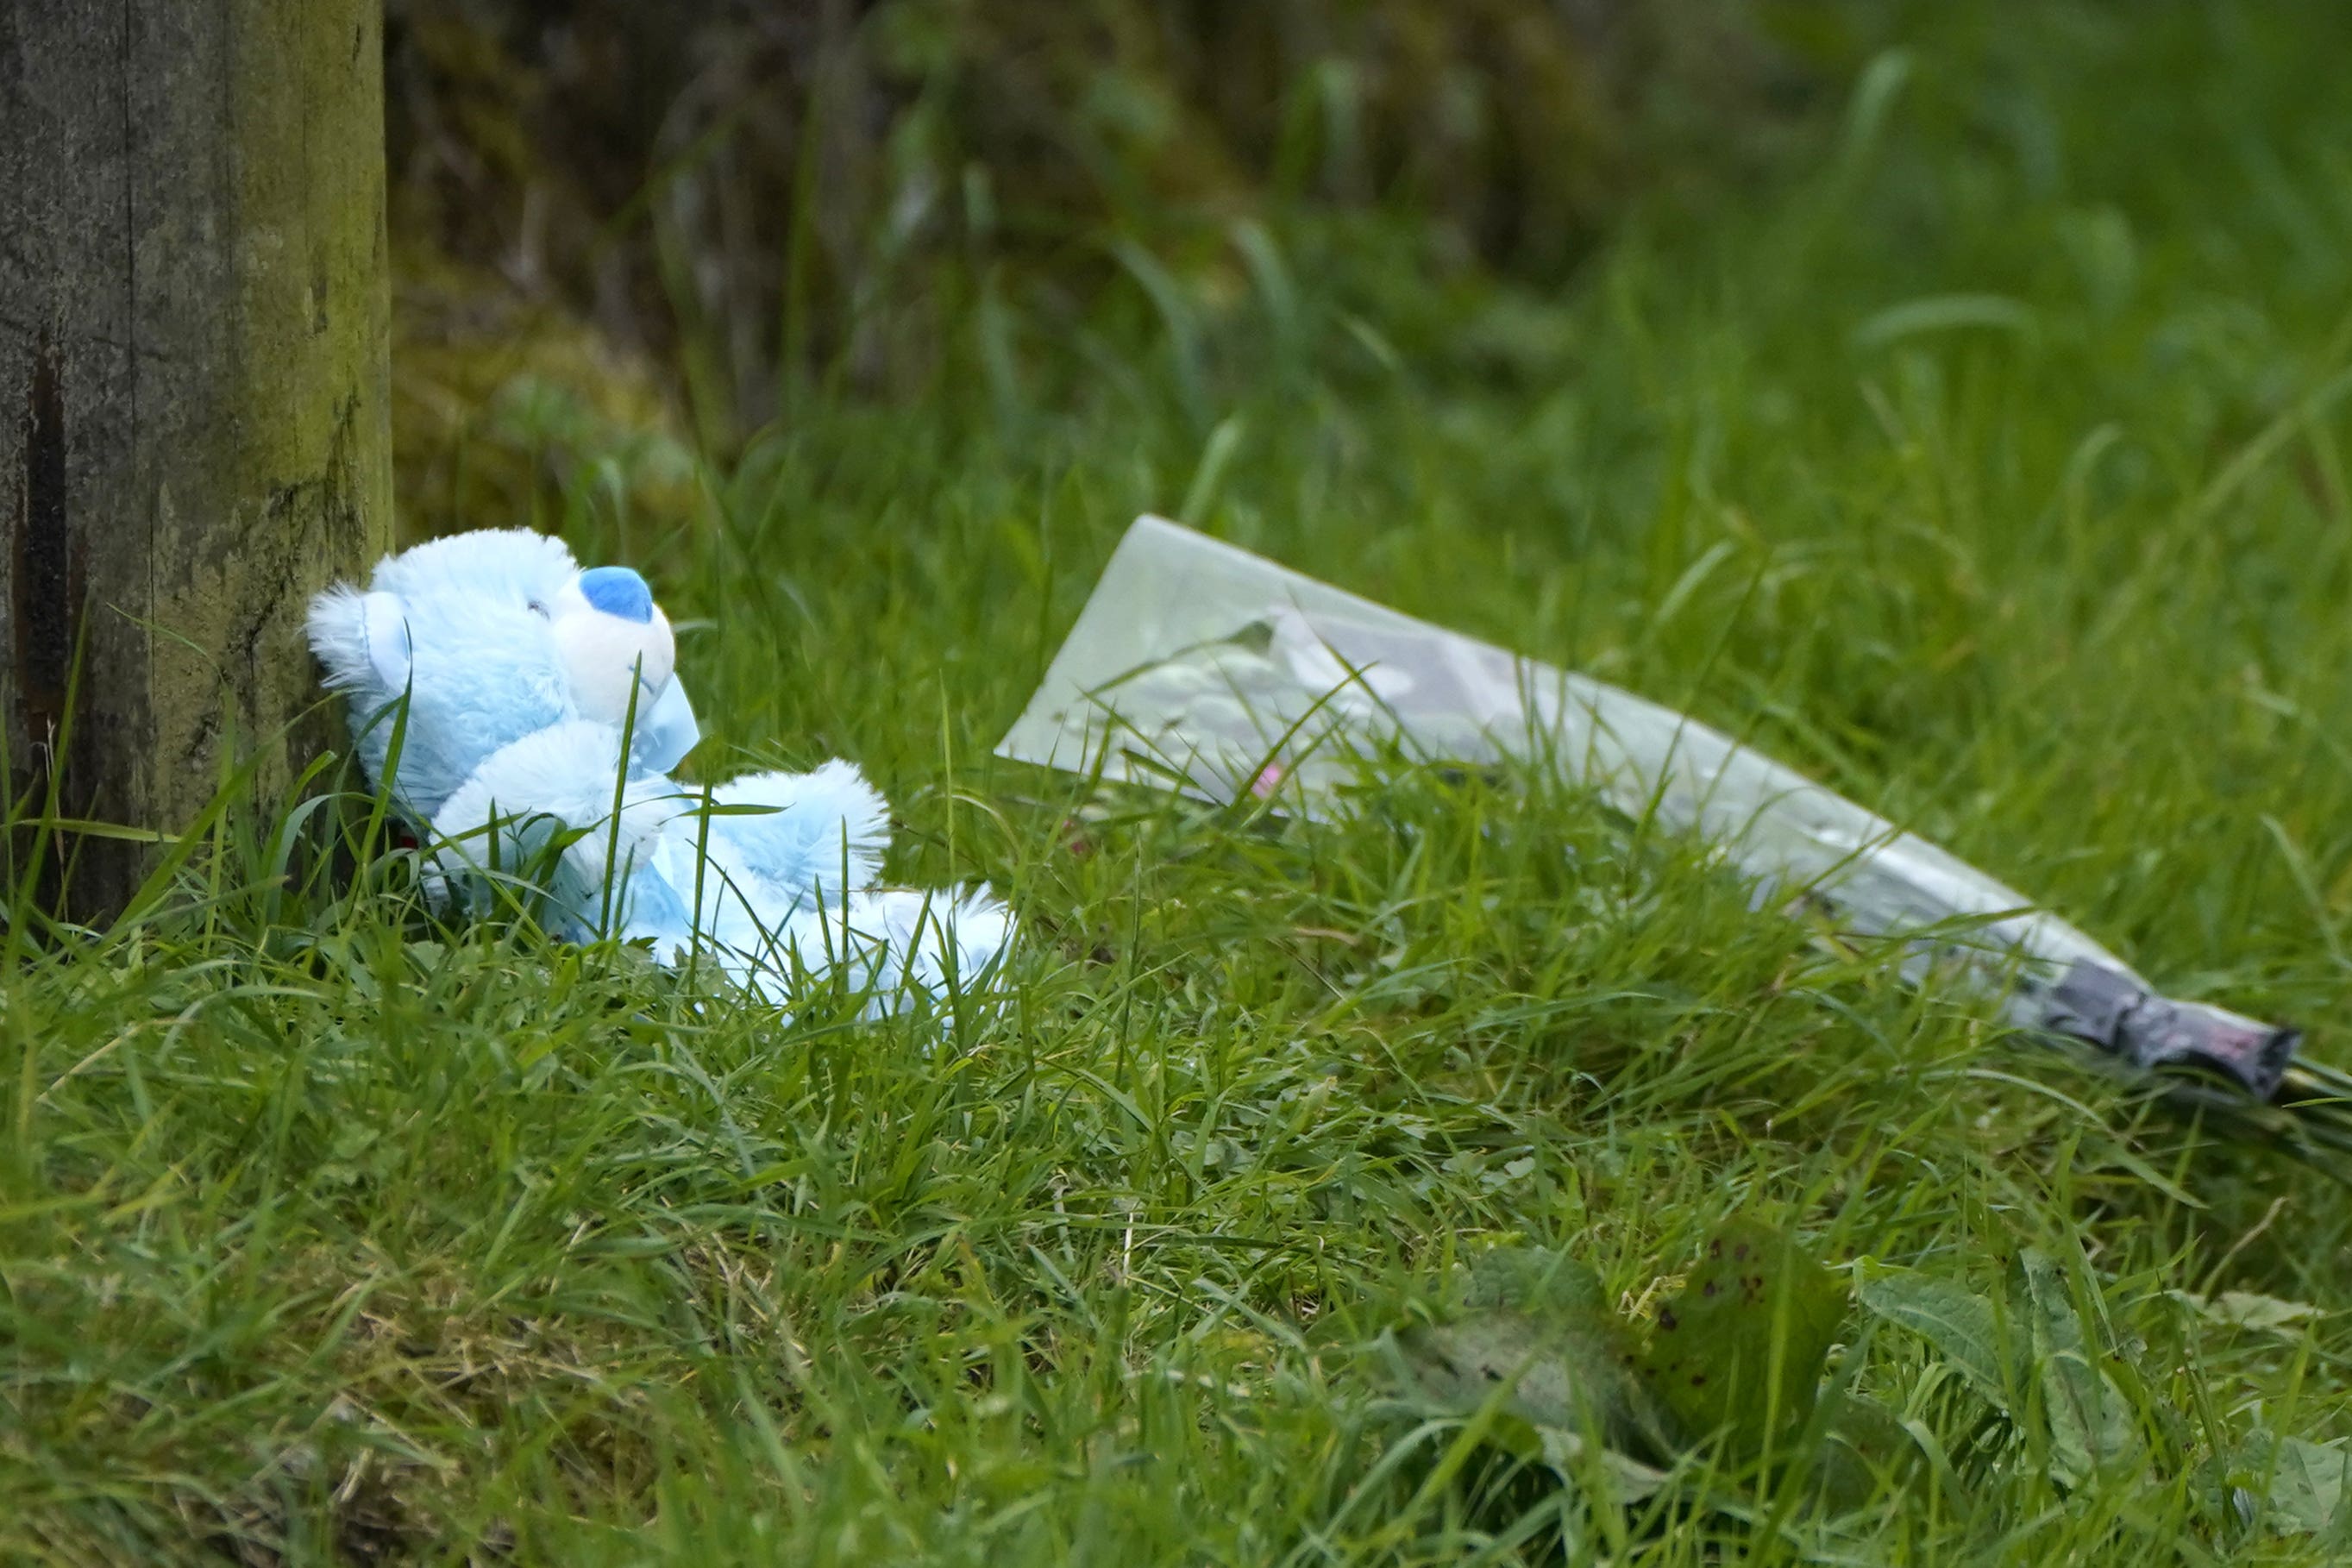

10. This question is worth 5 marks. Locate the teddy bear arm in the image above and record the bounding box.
[423,722,693,928]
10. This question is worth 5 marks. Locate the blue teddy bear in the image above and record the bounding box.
[307,528,1012,1011]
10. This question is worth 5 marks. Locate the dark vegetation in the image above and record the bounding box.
[383,0,1821,511]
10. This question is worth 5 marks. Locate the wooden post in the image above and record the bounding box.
[1,0,394,913]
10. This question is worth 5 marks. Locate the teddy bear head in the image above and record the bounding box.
[308,528,699,819]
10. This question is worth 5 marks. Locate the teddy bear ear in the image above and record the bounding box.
[358,591,415,692]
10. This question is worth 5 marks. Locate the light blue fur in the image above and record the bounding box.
[308,529,579,818]
[308,529,1013,1014]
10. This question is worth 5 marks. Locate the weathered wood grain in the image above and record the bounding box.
[1,0,393,913]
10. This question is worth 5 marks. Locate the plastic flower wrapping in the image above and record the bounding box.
[1002,516,2352,1156]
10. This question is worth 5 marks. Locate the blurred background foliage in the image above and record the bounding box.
[382,0,1837,525]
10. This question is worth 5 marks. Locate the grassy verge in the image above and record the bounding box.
[11,3,2352,1562]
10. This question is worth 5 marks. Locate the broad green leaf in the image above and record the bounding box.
[1393,1306,1642,1447]
[2213,1433,2352,1537]
[2257,1436,2352,1536]
[2169,1289,2324,1333]
[1636,1220,1847,1459]
[1535,1424,1672,1503]
[1812,1391,1927,1514]
[1854,1260,2016,1410]
[2017,1249,2141,1484]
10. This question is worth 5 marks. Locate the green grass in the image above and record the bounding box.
[14,3,2352,1562]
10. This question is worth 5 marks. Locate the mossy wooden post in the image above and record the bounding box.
[1,0,394,914]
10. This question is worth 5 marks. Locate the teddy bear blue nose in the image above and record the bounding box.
[578,566,655,623]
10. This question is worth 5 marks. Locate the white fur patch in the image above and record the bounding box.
[553,597,677,725]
